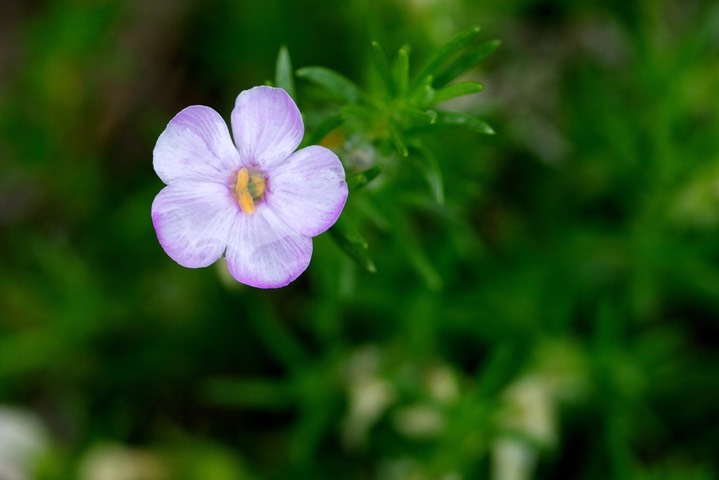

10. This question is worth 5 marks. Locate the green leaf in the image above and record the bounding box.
[306,113,344,146]
[430,81,484,105]
[346,165,382,191]
[435,111,495,134]
[296,66,362,103]
[275,45,296,99]
[390,125,409,157]
[408,74,435,107]
[476,345,528,396]
[329,217,376,273]
[341,104,376,132]
[202,378,295,410]
[433,39,500,88]
[371,41,396,96]
[393,46,410,96]
[389,209,442,290]
[400,108,437,128]
[409,143,444,205]
[409,25,481,92]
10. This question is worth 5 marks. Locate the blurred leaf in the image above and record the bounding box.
[409,143,444,205]
[246,300,309,372]
[201,377,295,410]
[275,45,296,99]
[168,442,252,480]
[346,166,382,191]
[430,81,484,105]
[476,345,528,397]
[435,111,495,134]
[410,25,481,92]
[329,217,376,273]
[408,74,435,107]
[370,41,396,96]
[296,66,362,103]
[390,209,442,290]
[400,108,437,127]
[393,46,410,96]
[306,112,345,145]
[433,39,500,89]
[390,125,409,157]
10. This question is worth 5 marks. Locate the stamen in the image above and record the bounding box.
[248,175,266,200]
[236,168,249,191]
[235,167,266,215]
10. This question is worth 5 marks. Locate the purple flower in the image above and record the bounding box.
[151,86,348,288]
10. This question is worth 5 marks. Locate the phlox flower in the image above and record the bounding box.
[151,86,348,288]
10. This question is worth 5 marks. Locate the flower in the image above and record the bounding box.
[151,86,348,288]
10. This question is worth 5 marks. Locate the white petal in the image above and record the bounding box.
[154,106,241,184]
[231,86,303,170]
[266,146,348,237]
[225,207,312,288]
[152,182,237,268]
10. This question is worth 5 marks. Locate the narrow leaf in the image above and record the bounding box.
[393,46,410,96]
[435,111,495,134]
[409,143,444,205]
[433,39,500,88]
[306,113,345,146]
[275,45,296,99]
[202,378,295,410]
[476,345,528,397]
[296,66,362,103]
[346,165,382,191]
[371,41,396,96]
[410,26,481,92]
[408,74,435,107]
[330,218,376,273]
[400,108,437,128]
[390,125,409,157]
[245,302,309,371]
[390,209,442,290]
[430,81,484,105]
[341,104,376,132]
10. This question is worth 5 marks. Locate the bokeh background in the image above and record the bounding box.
[2,0,719,479]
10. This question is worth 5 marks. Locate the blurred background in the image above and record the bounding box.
[1,0,719,479]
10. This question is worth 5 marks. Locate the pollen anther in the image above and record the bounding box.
[235,167,266,214]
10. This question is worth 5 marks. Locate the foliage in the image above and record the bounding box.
[1,0,718,479]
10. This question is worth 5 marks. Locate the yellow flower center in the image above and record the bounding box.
[235,167,266,214]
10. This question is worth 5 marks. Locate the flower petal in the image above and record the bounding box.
[231,86,304,170]
[154,106,241,184]
[152,181,237,268]
[225,207,312,288]
[266,145,348,237]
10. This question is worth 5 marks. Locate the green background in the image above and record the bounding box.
[1,0,718,478]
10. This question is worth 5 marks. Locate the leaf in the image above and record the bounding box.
[435,111,495,134]
[346,165,382,191]
[275,45,296,99]
[476,345,529,397]
[296,66,362,103]
[433,39,500,88]
[370,41,396,96]
[408,74,435,107]
[330,217,376,273]
[409,142,444,205]
[399,108,437,128]
[393,46,410,96]
[341,104,376,132]
[389,209,442,290]
[430,81,484,105]
[390,125,409,157]
[202,378,295,410]
[306,113,345,146]
[409,25,481,92]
